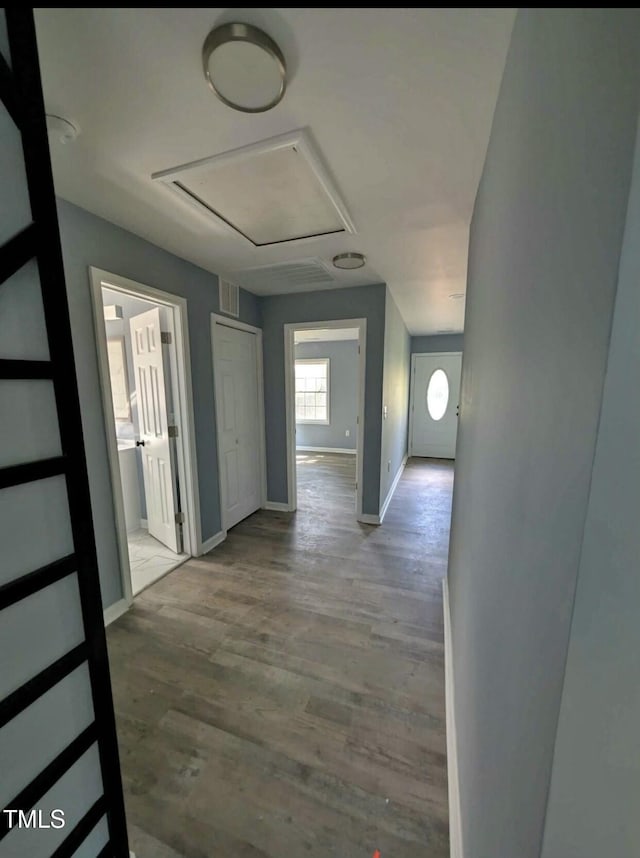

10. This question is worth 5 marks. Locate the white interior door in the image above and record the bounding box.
[410,353,462,459]
[130,307,181,552]
[214,324,262,530]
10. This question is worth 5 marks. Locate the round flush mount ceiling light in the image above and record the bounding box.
[333,252,366,270]
[46,114,80,144]
[202,22,287,113]
[448,292,465,300]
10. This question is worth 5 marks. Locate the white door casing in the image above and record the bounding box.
[283,318,367,517]
[410,352,462,459]
[213,323,262,530]
[130,307,181,552]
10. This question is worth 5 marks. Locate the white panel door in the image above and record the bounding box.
[214,325,262,530]
[130,307,181,552]
[410,353,463,459]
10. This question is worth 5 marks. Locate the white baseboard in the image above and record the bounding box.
[103,598,130,627]
[139,518,148,529]
[263,501,291,512]
[357,513,380,525]
[198,530,226,555]
[296,446,357,455]
[379,454,407,524]
[443,578,464,858]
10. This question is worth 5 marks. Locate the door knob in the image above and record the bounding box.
[135,440,146,447]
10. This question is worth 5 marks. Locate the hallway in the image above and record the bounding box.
[107,458,454,858]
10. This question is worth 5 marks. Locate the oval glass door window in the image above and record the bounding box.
[426,369,449,421]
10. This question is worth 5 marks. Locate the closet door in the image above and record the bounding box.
[0,8,129,857]
[213,322,262,530]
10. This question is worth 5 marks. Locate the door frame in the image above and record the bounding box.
[89,267,202,614]
[409,351,463,456]
[211,313,267,532]
[284,318,367,516]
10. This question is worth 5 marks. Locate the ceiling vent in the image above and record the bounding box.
[219,278,239,317]
[151,130,355,248]
[235,258,336,293]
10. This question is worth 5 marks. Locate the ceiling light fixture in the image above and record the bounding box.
[202,22,287,113]
[448,292,465,300]
[333,252,366,270]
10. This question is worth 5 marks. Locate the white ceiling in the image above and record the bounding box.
[295,328,359,344]
[34,8,515,335]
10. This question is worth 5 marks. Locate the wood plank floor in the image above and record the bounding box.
[107,455,454,858]
[296,450,357,513]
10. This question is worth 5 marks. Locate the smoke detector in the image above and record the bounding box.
[46,114,80,144]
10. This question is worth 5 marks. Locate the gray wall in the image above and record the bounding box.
[261,284,386,515]
[447,9,640,858]
[380,288,410,506]
[411,333,463,354]
[294,340,358,450]
[57,199,261,608]
[541,112,640,858]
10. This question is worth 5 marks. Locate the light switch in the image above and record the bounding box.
[383,405,388,419]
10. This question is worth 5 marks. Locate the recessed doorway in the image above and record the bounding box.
[284,319,366,517]
[90,268,200,602]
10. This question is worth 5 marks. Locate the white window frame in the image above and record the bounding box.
[295,357,330,425]
[106,336,131,422]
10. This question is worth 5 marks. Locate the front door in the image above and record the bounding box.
[410,353,462,459]
[214,324,262,530]
[130,307,181,552]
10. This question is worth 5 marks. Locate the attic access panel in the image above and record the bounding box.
[152,130,355,247]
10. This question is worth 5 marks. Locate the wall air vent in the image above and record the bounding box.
[235,258,336,294]
[151,129,355,248]
[219,278,239,317]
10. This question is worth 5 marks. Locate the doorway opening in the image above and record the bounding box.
[284,319,366,518]
[90,268,200,602]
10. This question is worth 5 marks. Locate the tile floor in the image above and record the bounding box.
[127,528,187,596]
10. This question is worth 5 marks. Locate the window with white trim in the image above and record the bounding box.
[106,336,131,422]
[295,358,330,424]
